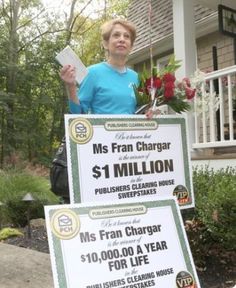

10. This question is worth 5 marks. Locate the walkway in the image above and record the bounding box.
[0,243,53,288]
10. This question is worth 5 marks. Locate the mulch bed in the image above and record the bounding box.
[3,226,49,254]
[2,225,236,288]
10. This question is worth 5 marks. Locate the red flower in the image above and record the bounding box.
[163,73,176,83]
[164,88,174,99]
[153,77,162,88]
[145,76,162,89]
[164,81,175,99]
[177,81,183,89]
[185,87,196,99]
[164,81,175,89]
[182,77,191,87]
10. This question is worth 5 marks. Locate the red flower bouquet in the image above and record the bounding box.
[133,56,197,114]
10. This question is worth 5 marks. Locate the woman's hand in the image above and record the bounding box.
[60,65,79,104]
[145,108,154,119]
[60,65,76,86]
[145,108,161,119]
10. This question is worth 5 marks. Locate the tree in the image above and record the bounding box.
[0,0,130,168]
[0,0,66,165]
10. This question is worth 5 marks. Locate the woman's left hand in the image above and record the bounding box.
[145,108,161,119]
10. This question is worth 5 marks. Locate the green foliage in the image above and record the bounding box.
[0,227,23,240]
[192,166,236,250]
[0,170,59,227]
[0,0,130,167]
[181,167,236,268]
[156,54,182,75]
[167,96,191,113]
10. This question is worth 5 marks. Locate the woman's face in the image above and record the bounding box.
[103,24,133,59]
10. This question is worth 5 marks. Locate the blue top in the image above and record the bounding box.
[69,62,138,114]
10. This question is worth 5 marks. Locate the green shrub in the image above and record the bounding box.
[192,166,236,250]
[0,170,59,227]
[0,227,23,240]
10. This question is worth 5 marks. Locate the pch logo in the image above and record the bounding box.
[75,122,87,137]
[51,209,80,240]
[69,118,93,144]
[58,214,73,233]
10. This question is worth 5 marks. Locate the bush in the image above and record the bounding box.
[192,166,236,250]
[0,170,59,227]
[0,227,23,240]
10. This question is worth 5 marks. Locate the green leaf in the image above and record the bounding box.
[133,84,150,106]
[166,97,191,114]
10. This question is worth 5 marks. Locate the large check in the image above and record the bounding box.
[65,115,194,209]
[45,199,200,288]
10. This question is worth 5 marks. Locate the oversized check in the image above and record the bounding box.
[65,115,194,209]
[45,198,200,288]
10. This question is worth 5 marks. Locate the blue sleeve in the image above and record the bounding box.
[69,100,82,114]
[68,69,96,114]
[77,69,96,113]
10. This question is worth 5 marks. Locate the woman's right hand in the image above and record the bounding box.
[60,65,76,86]
[60,65,79,103]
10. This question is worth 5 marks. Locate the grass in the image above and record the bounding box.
[0,169,59,226]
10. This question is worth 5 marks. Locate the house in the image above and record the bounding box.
[127,0,236,169]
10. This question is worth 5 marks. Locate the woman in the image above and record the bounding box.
[60,18,153,118]
[53,19,153,203]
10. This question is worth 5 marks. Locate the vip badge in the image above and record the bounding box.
[176,271,196,288]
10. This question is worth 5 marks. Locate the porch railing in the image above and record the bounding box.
[193,65,236,149]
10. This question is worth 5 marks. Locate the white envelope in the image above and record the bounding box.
[55,46,88,84]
